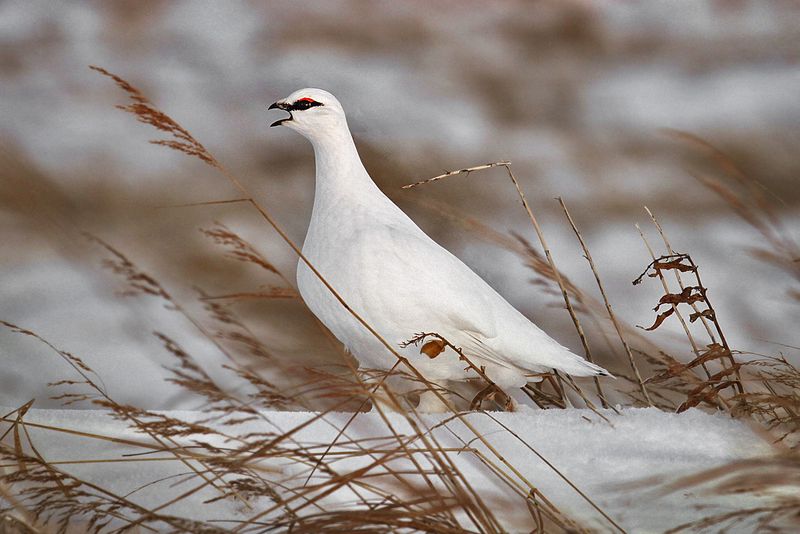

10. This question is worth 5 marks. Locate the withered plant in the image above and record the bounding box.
[1,68,798,533]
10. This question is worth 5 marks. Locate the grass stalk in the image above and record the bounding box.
[558,197,652,405]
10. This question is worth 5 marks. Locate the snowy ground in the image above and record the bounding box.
[1,406,774,532]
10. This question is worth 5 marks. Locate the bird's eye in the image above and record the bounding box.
[292,97,323,111]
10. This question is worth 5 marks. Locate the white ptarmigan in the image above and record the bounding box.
[269,88,610,411]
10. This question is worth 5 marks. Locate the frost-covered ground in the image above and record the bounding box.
[0,406,773,532]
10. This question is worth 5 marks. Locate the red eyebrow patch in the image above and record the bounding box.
[297,97,317,103]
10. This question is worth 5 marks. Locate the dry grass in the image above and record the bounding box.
[0,68,798,532]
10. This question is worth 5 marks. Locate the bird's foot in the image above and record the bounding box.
[416,389,452,413]
[470,384,517,411]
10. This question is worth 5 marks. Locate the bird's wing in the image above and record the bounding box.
[353,221,610,383]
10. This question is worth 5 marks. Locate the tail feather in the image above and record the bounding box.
[555,353,614,378]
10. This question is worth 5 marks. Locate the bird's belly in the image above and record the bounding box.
[296,248,459,378]
[296,250,394,370]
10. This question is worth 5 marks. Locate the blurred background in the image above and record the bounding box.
[1,0,799,409]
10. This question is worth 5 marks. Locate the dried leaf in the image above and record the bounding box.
[633,253,696,285]
[649,259,697,275]
[689,309,715,323]
[420,339,445,359]
[656,286,705,307]
[639,307,675,331]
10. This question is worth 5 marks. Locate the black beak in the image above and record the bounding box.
[269,101,292,127]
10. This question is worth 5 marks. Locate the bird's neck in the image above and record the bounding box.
[310,125,382,202]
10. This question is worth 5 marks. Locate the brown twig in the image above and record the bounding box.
[401,161,511,190]
[558,197,652,406]
[501,164,613,408]
[644,206,718,344]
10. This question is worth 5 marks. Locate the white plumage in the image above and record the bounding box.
[269,88,610,410]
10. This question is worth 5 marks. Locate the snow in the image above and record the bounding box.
[1,406,774,532]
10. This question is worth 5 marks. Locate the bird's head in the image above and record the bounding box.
[268,88,347,141]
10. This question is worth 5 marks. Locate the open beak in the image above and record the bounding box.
[268,101,292,127]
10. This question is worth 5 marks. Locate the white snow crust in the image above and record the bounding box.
[1,406,773,532]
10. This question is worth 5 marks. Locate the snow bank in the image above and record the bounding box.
[1,406,773,532]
